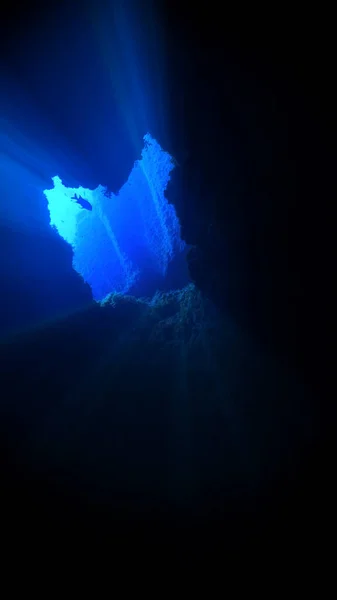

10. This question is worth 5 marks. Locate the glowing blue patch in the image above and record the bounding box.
[44,134,185,300]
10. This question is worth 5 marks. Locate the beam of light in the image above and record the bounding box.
[43,133,185,301]
[0,116,90,234]
[88,0,168,160]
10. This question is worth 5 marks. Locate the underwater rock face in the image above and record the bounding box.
[0,282,310,525]
[44,134,185,301]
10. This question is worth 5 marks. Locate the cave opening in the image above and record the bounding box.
[44,133,190,303]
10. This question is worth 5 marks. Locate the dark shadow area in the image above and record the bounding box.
[0,287,317,561]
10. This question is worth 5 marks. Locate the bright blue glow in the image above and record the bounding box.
[44,133,185,300]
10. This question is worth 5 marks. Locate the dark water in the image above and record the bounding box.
[0,286,315,559]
